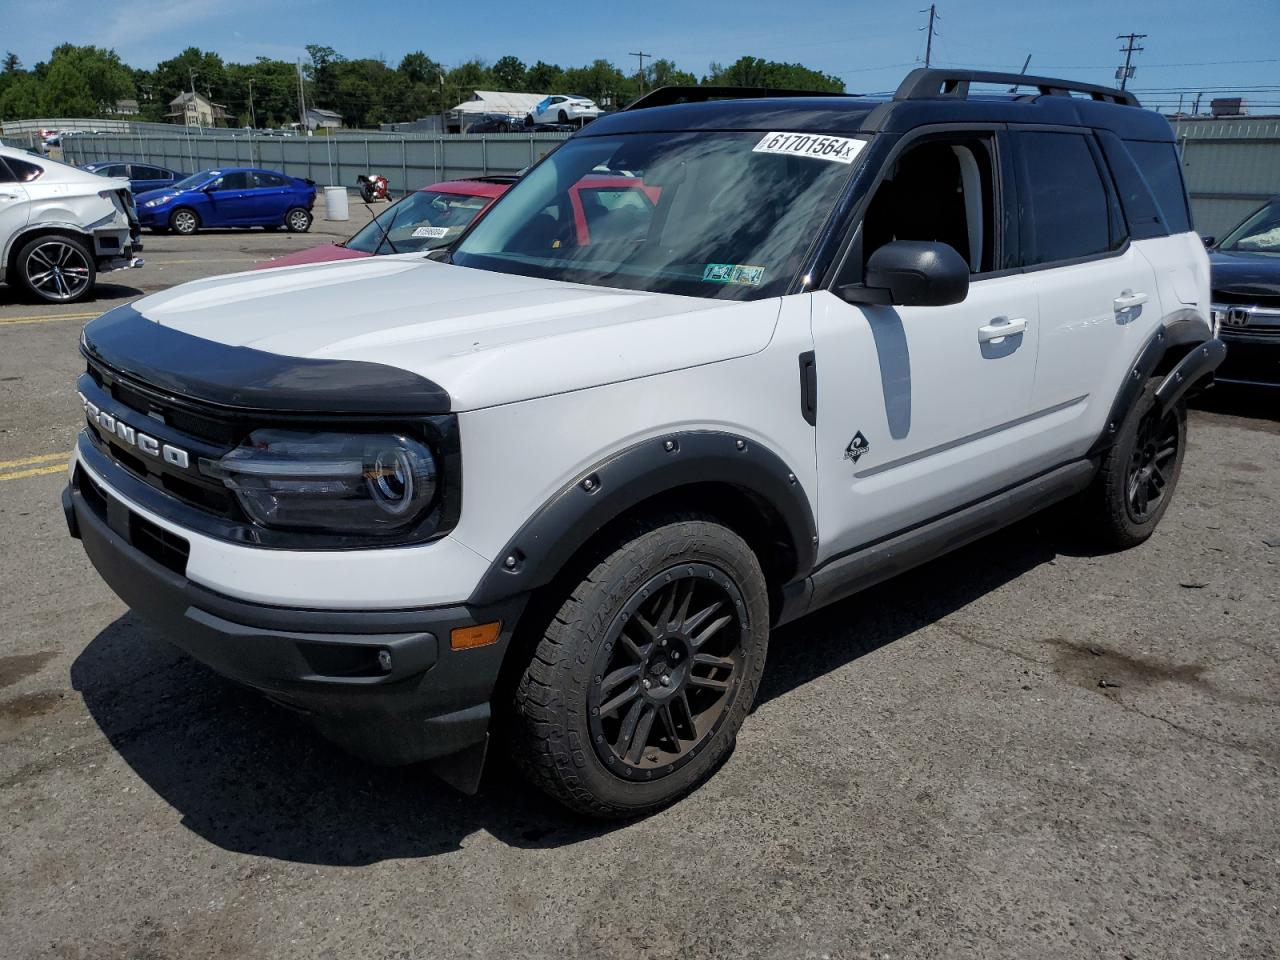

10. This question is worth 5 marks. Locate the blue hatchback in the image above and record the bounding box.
[135,168,317,235]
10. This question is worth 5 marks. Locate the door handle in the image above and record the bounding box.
[977,316,1027,342]
[1114,289,1148,310]
[0,191,20,200]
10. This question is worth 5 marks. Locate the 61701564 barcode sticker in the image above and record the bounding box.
[752,132,866,165]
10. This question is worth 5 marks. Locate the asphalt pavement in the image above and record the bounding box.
[0,214,1277,959]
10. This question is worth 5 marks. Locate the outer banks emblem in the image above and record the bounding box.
[844,431,870,463]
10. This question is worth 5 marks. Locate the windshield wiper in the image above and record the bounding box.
[366,200,400,255]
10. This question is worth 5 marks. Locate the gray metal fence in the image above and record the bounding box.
[60,130,570,194]
[1172,117,1280,238]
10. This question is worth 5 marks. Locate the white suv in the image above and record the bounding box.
[64,70,1223,817]
[0,145,142,303]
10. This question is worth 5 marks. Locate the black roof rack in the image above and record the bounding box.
[625,85,855,111]
[895,68,1140,107]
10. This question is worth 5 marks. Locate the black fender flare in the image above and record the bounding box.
[467,431,817,606]
[1088,310,1215,456]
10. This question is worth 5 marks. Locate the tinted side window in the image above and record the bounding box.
[0,159,15,184]
[7,158,45,182]
[1015,131,1113,265]
[132,165,167,180]
[254,172,288,187]
[1125,140,1192,234]
[212,171,252,190]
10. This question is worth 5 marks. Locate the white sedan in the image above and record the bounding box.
[527,95,601,126]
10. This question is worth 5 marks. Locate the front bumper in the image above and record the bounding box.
[63,469,527,771]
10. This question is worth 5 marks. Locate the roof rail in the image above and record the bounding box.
[624,85,855,111]
[894,68,1140,107]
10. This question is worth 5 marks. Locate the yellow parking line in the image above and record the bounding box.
[0,311,99,327]
[0,452,68,470]
[0,463,66,482]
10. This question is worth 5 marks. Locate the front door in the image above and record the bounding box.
[811,130,1043,562]
[203,171,256,225]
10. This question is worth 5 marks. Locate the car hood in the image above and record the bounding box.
[1210,250,1280,301]
[134,186,195,203]
[253,244,370,270]
[127,256,780,411]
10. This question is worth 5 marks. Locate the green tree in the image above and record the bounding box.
[526,60,563,93]
[306,44,343,107]
[41,58,98,115]
[2,52,20,74]
[704,56,844,92]
[648,58,697,89]
[0,74,41,119]
[490,55,527,91]
[152,48,228,116]
[561,59,634,108]
[398,51,443,86]
[36,45,135,114]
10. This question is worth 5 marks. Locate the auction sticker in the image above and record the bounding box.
[752,132,866,165]
[703,263,766,286]
[412,225,451,239]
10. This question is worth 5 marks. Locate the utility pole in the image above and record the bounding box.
[1009,54,1032,93]
[629,51,652,94]
[921,5,939,68]
[1191,91,1203,115]
[247,78,256,129]
[296,58,307,134]
[1115,32,1146,91]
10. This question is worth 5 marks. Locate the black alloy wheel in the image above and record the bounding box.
[1126,407,1180,523]
[587,563,745,780]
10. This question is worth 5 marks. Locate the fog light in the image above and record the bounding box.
[377,649,393,672]
[451,622,502,651]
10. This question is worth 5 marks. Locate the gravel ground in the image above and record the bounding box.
[0,222,1277,959]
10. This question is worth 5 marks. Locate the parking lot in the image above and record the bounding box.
[0,217,1277,959]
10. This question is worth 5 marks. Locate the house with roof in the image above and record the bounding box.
[167,91,230,127]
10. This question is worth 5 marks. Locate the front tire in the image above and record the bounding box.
[1079,376,1187,548]
[169,208,199,235]
[16,234,96,304]
[558,109,569,124]
[285,206,313,232]
[510,515,769,818]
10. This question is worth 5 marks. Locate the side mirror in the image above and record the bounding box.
[838,240,970,307]
[1200,235,1215,249]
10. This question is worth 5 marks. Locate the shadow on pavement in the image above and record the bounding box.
[71,518,1064,866]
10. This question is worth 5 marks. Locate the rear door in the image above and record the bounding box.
[1011,128,1161,462]
[248,171,293,223]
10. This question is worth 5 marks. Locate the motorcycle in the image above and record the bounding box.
[357,173,390,203]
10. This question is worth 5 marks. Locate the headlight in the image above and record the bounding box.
[201,429,438,533]
[144,195,175,207]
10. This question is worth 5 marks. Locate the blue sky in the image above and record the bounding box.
[8,0,1279,111]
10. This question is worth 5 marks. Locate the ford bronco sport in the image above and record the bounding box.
[63,70,1224,817]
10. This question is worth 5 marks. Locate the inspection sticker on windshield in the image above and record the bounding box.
[412,225,451,239]
[703,263,765,286]
[753,132,865,165]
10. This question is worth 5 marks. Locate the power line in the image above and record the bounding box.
[1115,32,1146,90]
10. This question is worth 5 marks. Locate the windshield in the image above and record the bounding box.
[1219,200,1280,255]
[171,170,218,191]
[346,189,494,255]
[450,131,866,299]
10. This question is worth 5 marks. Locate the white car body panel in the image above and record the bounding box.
[530,96,601,124]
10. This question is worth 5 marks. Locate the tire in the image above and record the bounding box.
[360,186,374,203]
[1078,376,1187,549]
[16,234,96,304]
[558,109,569,124]
[510,514,770,818]
[525,114,534,127]
[169,208,199,235]
[285,207,313,233]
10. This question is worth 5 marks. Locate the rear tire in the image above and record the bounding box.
[558,109,569,124]
[1078,377,1187,548]
[169,208,199,235]
[510,515,769,818]
[285,207,313,232]
[16,234,96,304]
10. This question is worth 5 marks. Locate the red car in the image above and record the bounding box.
[257,177,513,269]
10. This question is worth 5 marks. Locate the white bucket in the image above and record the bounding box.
[323,185,350,221]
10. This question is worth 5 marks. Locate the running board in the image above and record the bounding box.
[776,459,1097,626]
